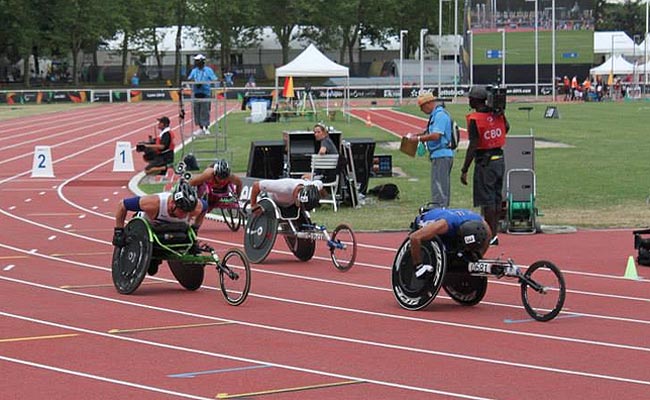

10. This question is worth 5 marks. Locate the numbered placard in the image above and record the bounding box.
[112,141,134,172]
[31,145,54,177]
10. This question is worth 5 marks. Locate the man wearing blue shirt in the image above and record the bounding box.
[407,92,455,208]
[188,54,217,135]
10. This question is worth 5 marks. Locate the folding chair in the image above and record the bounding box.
[310,154,340,212]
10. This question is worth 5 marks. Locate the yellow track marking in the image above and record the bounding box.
[108,321,232,334]
[216,380,364,398]
[0,333,79,343]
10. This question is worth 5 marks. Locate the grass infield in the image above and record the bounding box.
[4,100,648,231]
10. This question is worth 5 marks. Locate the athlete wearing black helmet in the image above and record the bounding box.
[409,208,491,278]
[188,158,243,230]
[249,178,323,211]
[113,184,207,258]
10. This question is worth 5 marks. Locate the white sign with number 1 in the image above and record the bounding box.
[113,141,134,172]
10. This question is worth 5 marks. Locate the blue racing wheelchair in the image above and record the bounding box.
[391,205,566,321]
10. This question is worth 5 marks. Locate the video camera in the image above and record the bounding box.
[486,85,507,114]
[136,136,155,153]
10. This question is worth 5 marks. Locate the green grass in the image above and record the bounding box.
[181,100,650,231]
[473,30,593,65]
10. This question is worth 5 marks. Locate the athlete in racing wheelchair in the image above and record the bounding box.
[111,180,251,305]
[393,205,566,321]
[188,158,245,232]
[244,178,357,270]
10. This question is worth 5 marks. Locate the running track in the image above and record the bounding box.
[1,103,649,399]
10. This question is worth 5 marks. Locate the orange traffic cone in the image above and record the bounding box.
[365,114,372,127]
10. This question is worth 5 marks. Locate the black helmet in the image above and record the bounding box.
[173,181,198,212]
[298,184,320,211]
[213,159,230,180]
[468,86,488,100]
[457,220,488,261]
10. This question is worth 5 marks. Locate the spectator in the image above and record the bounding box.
[188,159,243,230]
[188,54,217,135]
[406,92,454,208]
[141,116,175,176]
[303,122,339,183]
[460,86,509,246]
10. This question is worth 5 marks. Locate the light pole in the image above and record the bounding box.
[552,0,556,102]
[645,0,648,96]
[438,0,444,96]
[420,28,427,93]
[453,0,458,97]
[400,29,408,105]
[526,0,539,99]
[468,30,474,86]
[498,28,505,86]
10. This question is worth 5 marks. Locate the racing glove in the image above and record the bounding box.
[112,227,126,247]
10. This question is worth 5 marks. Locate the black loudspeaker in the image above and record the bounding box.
[246,140,285,179]
[346,138,375,195]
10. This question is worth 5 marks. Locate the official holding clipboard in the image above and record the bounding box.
[403,92,455,208]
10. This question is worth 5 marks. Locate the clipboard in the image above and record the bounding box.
[400,136,418,157]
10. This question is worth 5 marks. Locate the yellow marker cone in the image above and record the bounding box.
[624,256,640,280]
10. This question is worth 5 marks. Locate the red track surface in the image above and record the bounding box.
[1,104,649,399]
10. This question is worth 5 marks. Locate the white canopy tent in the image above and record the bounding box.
[274,44,349,118]
[594,32,643,56]
[589,55,636,76]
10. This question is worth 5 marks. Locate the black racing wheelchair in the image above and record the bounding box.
[391,208,566,322]
[111,218,251,306]
[243,196,357,271]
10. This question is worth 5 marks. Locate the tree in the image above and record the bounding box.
[258,0,317,64]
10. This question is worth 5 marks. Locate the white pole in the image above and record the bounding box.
[438,0,443,96]
[499,28,505,86]
[420,28,427,93]
[400,30,408,105]
[454,0,458,97]
[645,0,648,96]
[552,0,556,102]
[469,30,473,86]
[534,0,538,99]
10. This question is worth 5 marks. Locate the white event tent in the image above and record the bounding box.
[274,44,349,117]
[589,55,636,76]
[593,32,643,56]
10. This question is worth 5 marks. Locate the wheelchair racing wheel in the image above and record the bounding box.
[244,199,278,263]
[520,260,566,322]
[329,223,357,271]
[111,218,153,294]
[220,207,245,232]
[391,237,447,311]
[218,248,251,306]
[442,274,488,306]
[167,260,205,291]
[283,212,315,262]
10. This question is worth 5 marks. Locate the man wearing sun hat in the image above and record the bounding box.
[406,92,454,208]
[188,54,217,135]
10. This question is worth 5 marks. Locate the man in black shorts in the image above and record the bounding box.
[459,86,509,246]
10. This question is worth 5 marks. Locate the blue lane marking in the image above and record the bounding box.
[168,364,272,378]
[504,313,582,324]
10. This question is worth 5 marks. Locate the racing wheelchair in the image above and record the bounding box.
[111,218,251,306]
[391,209,566,322]
[176,161,247,232]
[243,196,357,271]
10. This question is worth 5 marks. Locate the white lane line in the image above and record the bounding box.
[3,264,15,271]
[0,355,215,400]
[48,236,56,241]
[1,309,494,400]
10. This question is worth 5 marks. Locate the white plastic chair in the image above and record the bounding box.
[250,101,268,123]
[310,154,340,212]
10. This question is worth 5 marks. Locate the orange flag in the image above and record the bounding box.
[282,76,295,98]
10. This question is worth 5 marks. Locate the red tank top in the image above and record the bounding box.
[466,112,506,150]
